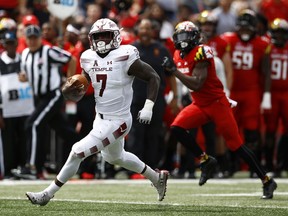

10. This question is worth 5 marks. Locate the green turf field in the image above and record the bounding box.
[0,177,287,216]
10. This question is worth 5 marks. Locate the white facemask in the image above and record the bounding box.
[240,34,250,41]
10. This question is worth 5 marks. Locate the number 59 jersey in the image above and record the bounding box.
[80,45,140,116]
[223,32,271,92]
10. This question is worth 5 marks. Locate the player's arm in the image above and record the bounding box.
[221,51,233,92]
[128,59,160,124]
[261,53,271,92]
[167,75,180,115]
[81,70,91,84]
[260,52,272,110]
[172,61,209,91]
[66,56,77,78]
[128,59,160,102]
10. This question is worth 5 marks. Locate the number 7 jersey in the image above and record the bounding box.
[80,45,140,116]
[222,32,271,91]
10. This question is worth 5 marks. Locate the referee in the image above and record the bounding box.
[12,25,79,179]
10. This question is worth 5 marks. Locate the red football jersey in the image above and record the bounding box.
[223,32,271,91]
[206,35,230,59]
[173,44,225,106]
[269,43,288,92]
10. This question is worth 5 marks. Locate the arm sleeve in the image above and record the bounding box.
[48,46,72,64]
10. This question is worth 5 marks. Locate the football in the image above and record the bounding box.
[70,74,89,90]
[62,74,89,102]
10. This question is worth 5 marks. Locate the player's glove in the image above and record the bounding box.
[261,92,272,110]
[62,77,86,102]
[162,56,176,74]
[138,99,154,124]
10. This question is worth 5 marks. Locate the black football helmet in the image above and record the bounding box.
[269,18,288,47]
[236,9,257,42]
[173,21,201,52]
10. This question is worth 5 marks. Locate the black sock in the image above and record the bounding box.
[235,145,266,180]
[171,126,203,157]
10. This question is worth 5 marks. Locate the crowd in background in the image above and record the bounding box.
[0,0,288,180]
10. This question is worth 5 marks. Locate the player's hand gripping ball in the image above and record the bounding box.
[62,74,89,102]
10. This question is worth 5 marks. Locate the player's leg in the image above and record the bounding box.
[101,132,169,201]
[170,104,217,186]
[263,101,279,173]
[26,132,104,206]
[275,93,288,176]
[213,100,277,199]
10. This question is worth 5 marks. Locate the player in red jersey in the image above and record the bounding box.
[222,10,272,175]
[162,20,277,199]
[263,18,288,175]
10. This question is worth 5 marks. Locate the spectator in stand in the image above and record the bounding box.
[222,9,272,177]
[63,23,82,55]
[142,2,174,41]
[212,0,237,35]
[176,2,195,24]
[0,31,34,178]
[0,17,17,54]
[0,1,26,20]
[263,18,288,176]
[41,22,59,47]
[25,0,50,26]
[84,3,103,28]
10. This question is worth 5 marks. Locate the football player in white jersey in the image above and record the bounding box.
[25,18,169,206]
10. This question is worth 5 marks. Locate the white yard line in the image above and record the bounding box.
[1,197,288,210]
[0,178,288,185]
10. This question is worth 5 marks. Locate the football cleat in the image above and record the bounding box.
[199,156,217,186]
[26,191,53,206]
[11,166,37,180]
[153,170,169,201]
[262,179,277,199]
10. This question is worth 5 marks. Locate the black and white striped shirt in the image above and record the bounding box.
[21,45,71,97]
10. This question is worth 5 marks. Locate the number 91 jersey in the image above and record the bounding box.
[80,45,140,116]
[269,43,288,91]
[223,32,271,91]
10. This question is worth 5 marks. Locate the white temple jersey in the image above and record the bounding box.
[80,45,139,116]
